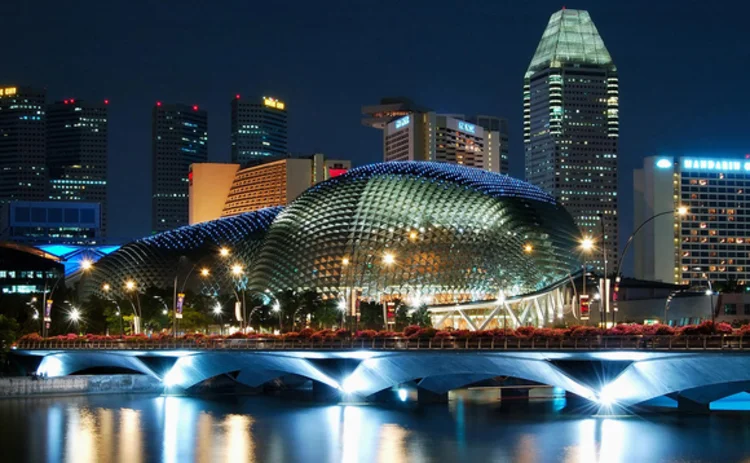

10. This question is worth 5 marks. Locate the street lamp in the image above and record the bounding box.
[231,264,244,276]
[612,207,689,325]
[272,301,282,332]
[523,244,533,254]
[200,268,210,277]
[579,236,595,323]
[124,279,142,334]
[693,267,715,323]
[219,247,230,257]
[383,253,395,265]
[80,259,93,271]
[102,283,124,336]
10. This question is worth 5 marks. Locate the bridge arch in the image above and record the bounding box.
[163,352,342,390]
[36,352,159,378]
[599,354,750,406]
[341,352,596,399]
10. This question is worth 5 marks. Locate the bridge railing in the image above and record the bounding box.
[13,335,750,351]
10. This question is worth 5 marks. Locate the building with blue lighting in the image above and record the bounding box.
[635,155,750,287]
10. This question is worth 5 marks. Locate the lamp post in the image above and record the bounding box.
[381,252,396,330]
[272,301,281,333]
[124,279,143,334]
[579,237,595,323]
[693,267,715,323]
[612,207,689,326]
[102,283,125,336]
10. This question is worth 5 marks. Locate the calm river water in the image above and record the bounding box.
[1,391,749,462]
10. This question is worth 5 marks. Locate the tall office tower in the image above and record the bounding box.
[524,9,619,272]
[152,103,208,233]
[231,95,287,165]
[47,99,109,235]
[0,86,47,203]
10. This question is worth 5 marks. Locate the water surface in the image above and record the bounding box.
[1,391,749,462]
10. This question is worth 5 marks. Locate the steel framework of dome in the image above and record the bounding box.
[84,207,281,298]
[248,162,582,304]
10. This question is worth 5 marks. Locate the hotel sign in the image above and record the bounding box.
[457,121,476,135]
[263,97,285,110]
[0,87,17,96]
[682,158,750,172]
[394,115,410,130]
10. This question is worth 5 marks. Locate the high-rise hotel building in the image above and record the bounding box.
[231,95,287,165]
[363,98,509,174]
[47,99,109,235]
[524,9,619,272]
[635,156,750,287]
[152,103,208,233]
[0,86,47,202]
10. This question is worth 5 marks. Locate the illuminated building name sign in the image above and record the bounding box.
[394,115,410,130]
[682,159,750,172]
[0,87,17,96]
[458,121,476,134]
[263,97,285,110]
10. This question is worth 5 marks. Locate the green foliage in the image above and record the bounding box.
[359,300,384,330]
[410,305,432,327]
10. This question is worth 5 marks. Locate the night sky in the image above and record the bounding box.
[4,0,750,269]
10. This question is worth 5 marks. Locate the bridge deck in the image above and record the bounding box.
[14,335,750,352]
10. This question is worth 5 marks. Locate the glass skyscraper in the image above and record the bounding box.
[524,9,619,272]
[231,95,287,165]
[151,103,208,233]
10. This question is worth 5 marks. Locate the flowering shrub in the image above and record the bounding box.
[18,333,43,342]
[679,321,718,336]
[374,330,398,338]
[335,329,351,339]
[643,324,676,336]
[226,331,247,339]
[434,330,453,339]
[411,327,437,339]
[355,330,378,339]
[298,328,315,339]
[403,325,421,337]
[715,322,734,334]
[570,326,601,337]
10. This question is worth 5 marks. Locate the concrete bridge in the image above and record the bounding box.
[13,337,750,412]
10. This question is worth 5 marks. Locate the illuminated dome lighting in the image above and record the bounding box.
[83,207,282,297]
[248,162,581,303]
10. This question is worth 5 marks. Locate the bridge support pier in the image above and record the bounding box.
[500,387,530,402]
[417,388,448,404]
[676,396,710,414]
[312,381,341,402]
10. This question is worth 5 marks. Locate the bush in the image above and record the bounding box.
[570,326,600,337]
[434,330,453,339]
[739,324,750,336]
[374,330,398,338]
[715,322,733,334]
[298,328,315,339]
[516,326,536,338]
[412,327,437,339]
[335,328,351,339]
[403,325,421,337]
[643,324,676,336]
[355,330,378,339]
[226,331,247,339]
[607,324,643,336]
[19,333,43,342]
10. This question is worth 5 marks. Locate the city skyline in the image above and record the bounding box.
[3,1,750,266]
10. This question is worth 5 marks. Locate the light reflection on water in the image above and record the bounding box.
[1,392,750,462]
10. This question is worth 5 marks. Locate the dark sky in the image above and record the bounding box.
[4,0,750,268]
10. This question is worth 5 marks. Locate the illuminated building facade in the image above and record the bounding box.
[231,95,287,165]
[364,98,509,174]
[47,99,108,235]
[249,162,580,302]
[382,112,508,174]
[90,163,580,307]
[0,242,64,294]
[0,86,47,203]
[636,156,750,287]
[189,154,350,224]
[524,9,619,272]
[152,103,208,233]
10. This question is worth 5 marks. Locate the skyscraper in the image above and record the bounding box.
[231,95,287,165]
[47,99,109,235]
[0,86,47,203]
[524,9,619,272]
[152,102,208,233]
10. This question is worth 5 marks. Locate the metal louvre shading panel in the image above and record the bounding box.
[249,162,581,302]
[84,207,282,297]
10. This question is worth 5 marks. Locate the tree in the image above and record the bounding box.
[393,300,410,331]
[359,300,384,330]
[410,305,432,327]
